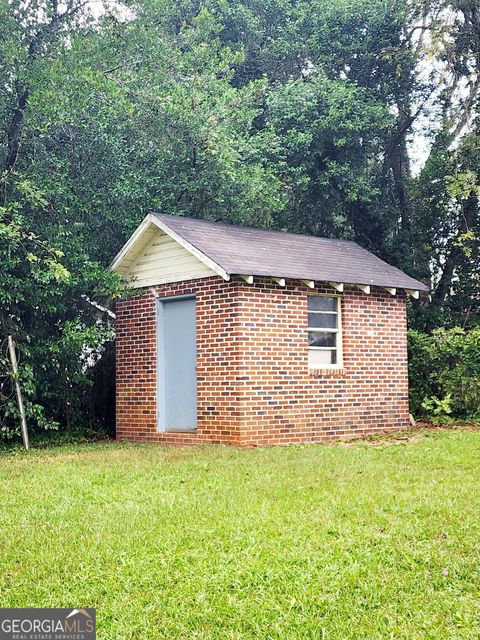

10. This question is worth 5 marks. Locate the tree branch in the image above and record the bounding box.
[2,0,89,176]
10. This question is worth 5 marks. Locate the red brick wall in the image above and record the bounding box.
[116,276,410,445]
[116,277,244,444]
[234,279,409,444]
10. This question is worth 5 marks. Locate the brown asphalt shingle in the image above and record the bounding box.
[153,213,429,292]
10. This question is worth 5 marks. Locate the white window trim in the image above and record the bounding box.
[308,294,343,369]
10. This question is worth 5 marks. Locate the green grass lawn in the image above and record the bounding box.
[1,429,479,639]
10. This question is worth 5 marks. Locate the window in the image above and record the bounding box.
[308,296,342,368]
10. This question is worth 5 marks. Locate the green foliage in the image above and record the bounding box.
[408,328,480,420]
[412,135,480,329]
[260,74,392,241]
[0,349,58,439]
[421,394,453,421]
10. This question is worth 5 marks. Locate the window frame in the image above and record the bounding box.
[307,294,343,369]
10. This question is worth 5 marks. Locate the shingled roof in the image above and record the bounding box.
[112,213,429,293]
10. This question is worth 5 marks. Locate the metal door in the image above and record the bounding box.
[157,296,196,431]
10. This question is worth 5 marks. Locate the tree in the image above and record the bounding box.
[201,0,479,326]
[0,0,283,435]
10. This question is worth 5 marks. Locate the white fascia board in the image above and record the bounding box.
[110,215,153,271]
[150,215,230,281]
[111,214,230,281]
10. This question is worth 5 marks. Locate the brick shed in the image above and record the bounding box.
[111,214,428,445]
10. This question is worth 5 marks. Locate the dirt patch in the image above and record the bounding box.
[337,422,480,447]
[338,432,424,447]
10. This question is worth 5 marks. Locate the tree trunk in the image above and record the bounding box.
[4,86,30,173]
[432,191,477,305]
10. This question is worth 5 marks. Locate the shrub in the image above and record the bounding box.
[408,327,480,421]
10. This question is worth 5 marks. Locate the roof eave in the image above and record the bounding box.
[230,272,429,293]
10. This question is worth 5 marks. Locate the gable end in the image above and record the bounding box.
[120,228,217,288]
[111,214,230,288]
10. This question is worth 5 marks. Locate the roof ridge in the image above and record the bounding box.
[151,212,359,246]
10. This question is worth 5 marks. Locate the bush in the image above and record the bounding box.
[408,327,480,421]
